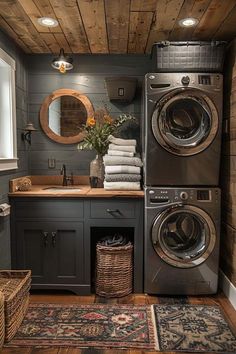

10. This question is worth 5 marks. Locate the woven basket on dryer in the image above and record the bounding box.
[95,243,133,298]
[0,291,4,349]
[0,270,31,342]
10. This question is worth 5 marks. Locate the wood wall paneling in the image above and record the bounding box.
[221,223,236,285]
[221,38,236,287]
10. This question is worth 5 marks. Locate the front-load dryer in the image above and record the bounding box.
[143,73,223,186]
[144,187,221,295]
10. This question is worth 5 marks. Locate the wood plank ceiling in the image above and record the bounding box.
[0,0,236,54]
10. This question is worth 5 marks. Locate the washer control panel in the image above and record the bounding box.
[145,187,219,206]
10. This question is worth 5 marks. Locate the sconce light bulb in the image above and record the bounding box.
[59,63,66,74]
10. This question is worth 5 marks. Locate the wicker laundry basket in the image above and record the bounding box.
[0,270,31,342]
[0,291,4,349]
[95,243,133,298]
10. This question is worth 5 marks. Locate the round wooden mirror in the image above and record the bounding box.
[40,89,94,144]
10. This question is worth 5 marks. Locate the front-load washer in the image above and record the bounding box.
[143,73,223,186]
[144,187,221,295]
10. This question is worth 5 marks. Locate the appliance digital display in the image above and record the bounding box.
[198,75,211,85]
[197,190,210,201]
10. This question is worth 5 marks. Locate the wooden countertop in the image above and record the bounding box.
[8,176,144,198]
[8,185,144,198]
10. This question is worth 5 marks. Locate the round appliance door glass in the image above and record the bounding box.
[152,89,218,156]
[152,205,216,268]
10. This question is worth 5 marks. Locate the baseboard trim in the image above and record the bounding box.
[219,269,236,310]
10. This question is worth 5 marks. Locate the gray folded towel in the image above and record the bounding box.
[105,174,141,182]
[105,165,141,174]
[103,155,143,167]
[109,144,136,153]
[108,135,136,146]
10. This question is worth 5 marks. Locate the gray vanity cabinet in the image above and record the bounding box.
[10,196,144,294]
[10,198,87,295]
[15,221,51,284]
[15,220,84,285]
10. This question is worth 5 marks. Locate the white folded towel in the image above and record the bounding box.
[105,165,141,174]
[104,181,140,190]
[108,150,134,157]
[103,155,143,167]
[108,135,136,146]
[109,144,136,153]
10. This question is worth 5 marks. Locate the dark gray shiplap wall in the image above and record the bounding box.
[28,54,151,176]
[0,30,28,268]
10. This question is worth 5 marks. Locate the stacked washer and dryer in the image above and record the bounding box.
[143,72,223,295]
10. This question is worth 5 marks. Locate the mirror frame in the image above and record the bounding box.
[39,88,94,144]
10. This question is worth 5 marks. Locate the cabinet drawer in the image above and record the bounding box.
[90,200,136,219]
[14,200,84,219]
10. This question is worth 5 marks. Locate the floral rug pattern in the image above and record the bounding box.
[5,303,156,349]
[153,304,236,353]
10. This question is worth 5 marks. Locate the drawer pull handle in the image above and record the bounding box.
[42,231,48,247]
[106,209,120,214]
[51,232,57,247]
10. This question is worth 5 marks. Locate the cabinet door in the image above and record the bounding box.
[51,222,84,284]
[16,222,52,284]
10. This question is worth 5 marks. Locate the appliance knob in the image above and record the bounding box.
[180,191,188,200]
[181,76,190,85]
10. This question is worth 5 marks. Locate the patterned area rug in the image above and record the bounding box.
[5,303,156,350]
[153,304,236,353]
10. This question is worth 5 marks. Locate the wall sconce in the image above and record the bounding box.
[22,123,37,145]
[51,48,73,74]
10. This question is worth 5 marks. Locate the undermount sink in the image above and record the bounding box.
[43,186,81,192]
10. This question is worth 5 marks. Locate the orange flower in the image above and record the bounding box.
[86,117,96,126]
[104,114,113,124]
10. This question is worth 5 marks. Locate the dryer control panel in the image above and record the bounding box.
[145,187,220,207]
[146,72,223,92]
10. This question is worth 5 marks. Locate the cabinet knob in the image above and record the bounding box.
[42,231,48,247]
[51,231,57,247]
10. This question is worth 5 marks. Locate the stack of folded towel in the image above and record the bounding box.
[103,135,142,190]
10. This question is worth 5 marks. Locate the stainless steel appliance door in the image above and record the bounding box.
[152,205,216,268]
[152,88,218,156]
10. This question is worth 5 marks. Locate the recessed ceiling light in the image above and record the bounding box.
[178,17,199,27]
[37,17,58,27]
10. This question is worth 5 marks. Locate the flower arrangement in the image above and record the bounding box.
[77,107,135,156]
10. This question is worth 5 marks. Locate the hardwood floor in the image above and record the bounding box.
[2,291,236,354]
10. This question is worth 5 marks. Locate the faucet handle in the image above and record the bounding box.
[66,172,74,185]
[70,172,74,185]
